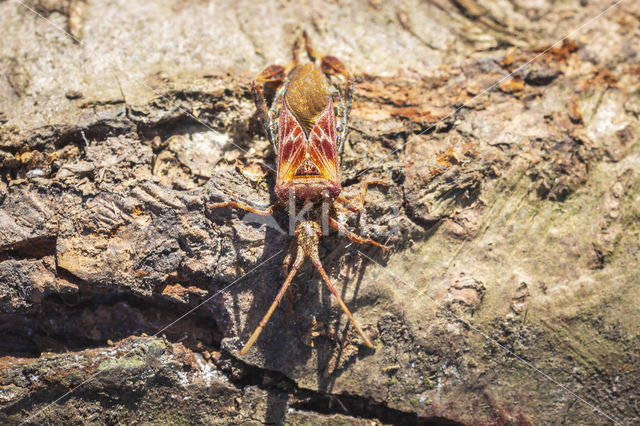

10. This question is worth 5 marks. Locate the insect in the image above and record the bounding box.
[210,32,390,355]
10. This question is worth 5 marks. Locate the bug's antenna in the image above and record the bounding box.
[303,30,319,63]
[291,36,301,63]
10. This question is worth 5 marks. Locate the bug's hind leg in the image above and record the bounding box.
[240,242,306,355]
[308,250,374,349]
[329,216,389,251]
[282,237,300,317]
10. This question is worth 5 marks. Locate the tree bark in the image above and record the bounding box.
[1,0,639,424]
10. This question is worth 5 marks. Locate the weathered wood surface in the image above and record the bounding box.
[1,0,639,424]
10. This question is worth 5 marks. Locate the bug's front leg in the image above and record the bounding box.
[251,65,286,141]
[303,30,354,147]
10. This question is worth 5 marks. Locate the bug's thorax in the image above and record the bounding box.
[284,63,332,134]
[274,62,342,203]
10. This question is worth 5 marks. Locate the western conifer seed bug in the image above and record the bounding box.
[210,32,390,354]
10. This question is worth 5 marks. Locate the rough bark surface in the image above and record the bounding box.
[1,0,639,424]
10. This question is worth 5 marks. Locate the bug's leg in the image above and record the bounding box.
[329,216,389,251]
[251,82,271,140]
[309,249,374,349]
[336,179,391,213]
[252,65,286,141]
[331,85,351,151]
[240,244,305,355]
[283,237,298,275]
[254,64,286,85]
[208,200,279,216]
[358,179,390,211]
[303,30,353,84]
[283,237,299,316]
[303,30,354,148]
[335,195,360,213]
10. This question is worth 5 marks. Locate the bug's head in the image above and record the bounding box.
[295,220,322,257]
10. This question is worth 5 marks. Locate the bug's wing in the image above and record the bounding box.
[276,102,307,184]
[308,100,339,183]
